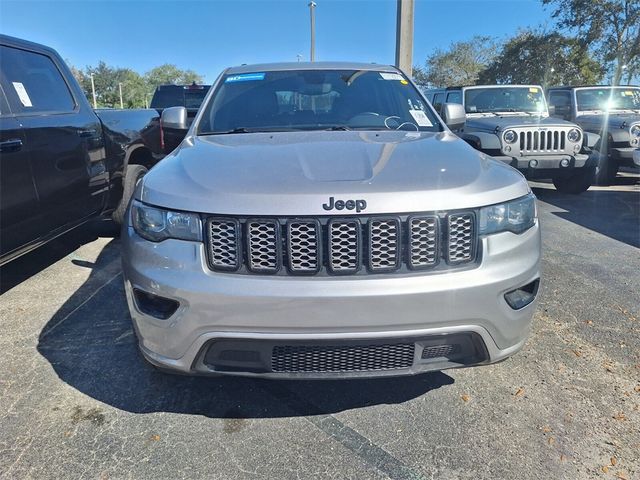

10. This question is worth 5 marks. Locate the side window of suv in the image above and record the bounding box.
[446,91,462,104]
[433,93,445,114]
[0,45,75,115]
[549,91,571,107]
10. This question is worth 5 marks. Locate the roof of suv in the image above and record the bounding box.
[225,62,400,75]
[548,85,640,90]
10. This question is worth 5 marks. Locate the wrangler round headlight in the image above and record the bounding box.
[631,124,640,137]
[503,130,518,144]
[567,128,582,143]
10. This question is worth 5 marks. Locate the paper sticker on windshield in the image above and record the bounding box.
[623,90,634,96]
[12,82,33,107]
[409,109,432,127]
[225,73,265,83]
[529,87,539,93]
[380,72,404,81]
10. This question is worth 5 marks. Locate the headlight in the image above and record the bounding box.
[131,200,202,242]
[631,124,640,137]
[479,193,537,235]
[567,128,581,143]
[503,130,518,144]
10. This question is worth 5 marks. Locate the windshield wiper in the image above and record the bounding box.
[200,127,253,135]
[324,125,353,131]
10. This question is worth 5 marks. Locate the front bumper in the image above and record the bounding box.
[491,153,594,178]
[122,222,541,378]
[611,146,637,164]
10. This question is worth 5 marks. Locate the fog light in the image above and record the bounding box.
[133,288,179,319]
[529,159,538,168]
[560,158,570,167]
[505,145,512,153]
[504,279,539,310]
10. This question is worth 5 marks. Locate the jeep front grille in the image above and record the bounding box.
[204,212,478,276]
[518,129,567,154]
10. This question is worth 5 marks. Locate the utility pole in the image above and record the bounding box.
[308,1,316,62]
[395,0,414,76]
[90,73,97,108]
[119,82,124,109]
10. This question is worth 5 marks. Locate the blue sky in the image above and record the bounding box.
[0,0,551,82]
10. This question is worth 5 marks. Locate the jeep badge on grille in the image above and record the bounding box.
[322,197,367,213]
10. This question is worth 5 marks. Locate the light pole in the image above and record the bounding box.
[308,1,316,62]
[90,73,97,108]
[118,82,124,109]
[395,0,415,76]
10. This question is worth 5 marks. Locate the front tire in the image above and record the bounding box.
[112,164,147,225]
[552,167,594,194]
[592,136,618,186]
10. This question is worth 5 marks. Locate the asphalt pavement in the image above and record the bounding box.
[1,175,639,480]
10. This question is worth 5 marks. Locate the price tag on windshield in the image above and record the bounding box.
[409,109,432,127]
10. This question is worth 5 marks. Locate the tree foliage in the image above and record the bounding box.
[542,0,640,84]
[479,31,604,88]
[144,64,203,88]
[69,62,204,108]
[413,36,498,87]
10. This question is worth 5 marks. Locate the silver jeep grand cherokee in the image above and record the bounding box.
[122,62,541,379]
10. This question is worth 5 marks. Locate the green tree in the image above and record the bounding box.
[144,64,204,89]
[542,0,640,84]
[66,61,204,108]
[413,36,498,87]
[479,30,604,88]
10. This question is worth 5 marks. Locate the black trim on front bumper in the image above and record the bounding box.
[197,332,490,379]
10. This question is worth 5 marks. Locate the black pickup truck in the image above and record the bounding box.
[0,34,165,265]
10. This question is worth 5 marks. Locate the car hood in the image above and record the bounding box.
[577,113,640,130]
[139,130,529,216]
[465,115,578,132]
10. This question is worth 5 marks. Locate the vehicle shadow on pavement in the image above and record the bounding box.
[0,219,119,295]
[36,242,454,419]
[532,186,640,248]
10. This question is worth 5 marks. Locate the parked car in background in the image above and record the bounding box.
[122,62,540,378]
[547,85,640,184]
[150,83,211,152]
[425,85,599,194]
[0,34,164,265]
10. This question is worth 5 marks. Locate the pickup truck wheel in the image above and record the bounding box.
[112,164,147,225]
[552,167,595,194]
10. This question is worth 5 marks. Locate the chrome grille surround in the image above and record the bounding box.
[327,219,361,274]
[502,127,579,156]
[286,220,321,275]
[271,343,415,373]
[206,218,241,271]
[246,219,280,273]
[447,213,476,264]
[204,211,478,276]
[407,215,439,269]
[368,218,401,272]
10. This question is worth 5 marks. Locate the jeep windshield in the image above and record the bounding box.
[197,69,442,134]
[576,87,640,113]
[464,87,547,115]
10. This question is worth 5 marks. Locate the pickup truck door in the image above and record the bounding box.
[0,109,41,259]
[0,44,107,235]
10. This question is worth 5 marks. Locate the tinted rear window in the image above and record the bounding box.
[150,86,210,109]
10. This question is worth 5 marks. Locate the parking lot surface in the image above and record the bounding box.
[1,176,639,480]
